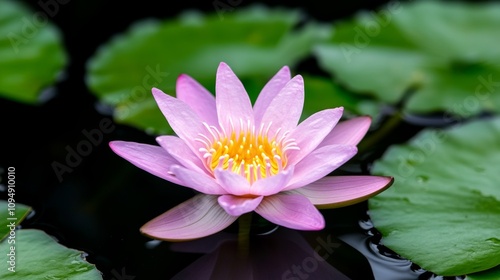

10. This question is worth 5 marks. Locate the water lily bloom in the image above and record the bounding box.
[110,62,393,241]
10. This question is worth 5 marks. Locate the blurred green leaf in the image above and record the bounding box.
[0,200,31,241]
[392,1,500,60]
[315,0,500,117]
[314,45,429,103]
[0,0,67,104]
[86,5,331,135]
[368,117,500,276]
[0,229,102,279]
[302,74,379,120]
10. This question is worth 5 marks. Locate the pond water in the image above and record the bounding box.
[2,104,457,279]
[1,0,477,279]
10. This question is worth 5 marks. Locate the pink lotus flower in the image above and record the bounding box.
[109,62,393,241]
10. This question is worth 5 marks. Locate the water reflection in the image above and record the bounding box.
[168,228,357,280]
[139,208,470,279]
[338,231,422,280]
[336,219,466,280]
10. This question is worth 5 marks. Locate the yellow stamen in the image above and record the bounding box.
[196,120,299,183]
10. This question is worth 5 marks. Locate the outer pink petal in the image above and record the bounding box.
[292,176,394,208]
[176,74,218,126]
[259,75,304,137]
[319,116,372,147]
[140,194,237,241]
[218,195,263,216]
[253,66,291,126]
[255,194,325,230]
[287,107,344,165]
[249,166,294,196]
[216,62,254,132]
[156,135,207,175]
[214,169,251,196]
[109,141,181,185]
[285,144,358,190]
[170,165,227,195]
[152,88,204,151]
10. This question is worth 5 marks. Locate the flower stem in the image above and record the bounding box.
[237,213,252,257]
[358,111,403,154]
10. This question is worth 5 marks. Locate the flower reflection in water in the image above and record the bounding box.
[168,226,355,280]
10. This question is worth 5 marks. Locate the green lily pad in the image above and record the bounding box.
[0,229,102,279]
[302,75,379,120]
[86,5,331,135]
[467,266,500,280]
[0,0,67,104]
[392,1,500,61]
[314,0,500,117]
[0,200,31,241]
[368,117,500,276]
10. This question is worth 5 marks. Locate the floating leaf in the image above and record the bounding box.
[368,117,500,276]
[314,0,500,117]
[467,266,500,280]
[302,75,378,120]
[0,0,67,104]
[0,200,31,241]
[86,5,331,134]
[0,229,103,279]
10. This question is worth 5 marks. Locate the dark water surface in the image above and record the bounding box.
[1,0,468,279]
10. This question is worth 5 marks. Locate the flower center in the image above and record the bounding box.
[196,120,299,183]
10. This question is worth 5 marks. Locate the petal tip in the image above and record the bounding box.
[151,87,165,97]
[312,220,325,231]
[359,115,373,124]
[301,213,325,231]
[217,62,231,72]
[139,221,159,239]
[155,135,167,145]
[279,65,291,75]
[139,223,151,234]
[332,106,345,116]
[108,140,126,152]
[293,74,304,83]
[139,224,177,242]
[384,176,395,187]
[108,141,118,153]
[176,73,192,84]
[363,115,373,120]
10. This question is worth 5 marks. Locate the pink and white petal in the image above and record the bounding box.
[259,75,305,136]
[176,74,218,126]
[287,108,344,165]
[109,141,182,185]
[253,66,291,126]
[319,116,372,147]
[285,144,358,190]
[156,135,208,175]
[214,169,251,196]
[140,194,237,241]
[216,62,254,132]
[218,195,263,216]
[170,165,227,195]
[292,176,394,208]
[249,167,294,196]
[152,88,205,151]
[255,194,325,230]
